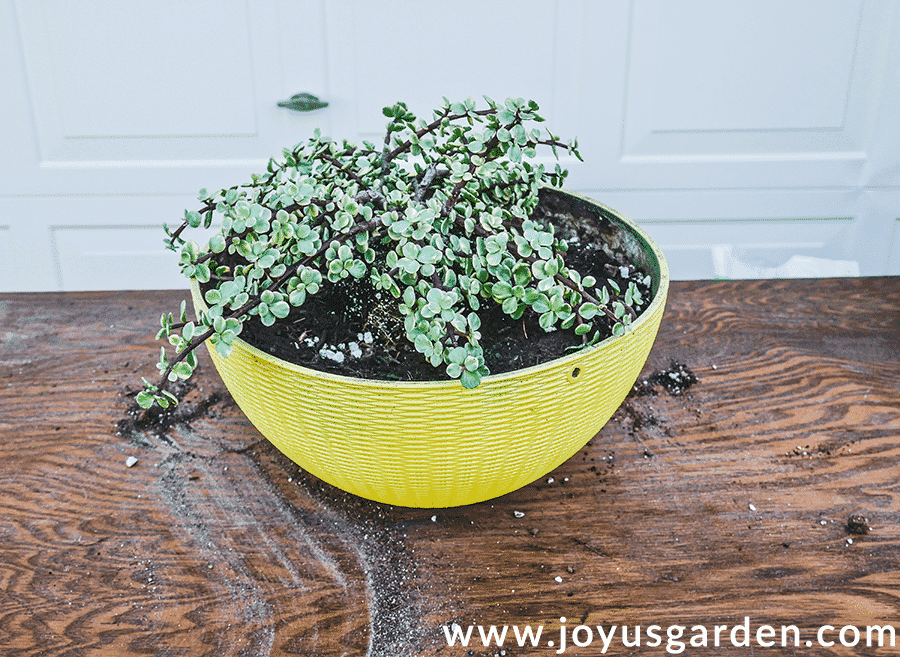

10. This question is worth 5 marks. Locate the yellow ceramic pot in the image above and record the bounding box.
[191,189,668,507]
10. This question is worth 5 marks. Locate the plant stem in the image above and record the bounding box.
[154,214,383,394]
[384,108,494,163]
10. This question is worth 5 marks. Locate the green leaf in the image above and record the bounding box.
[414,334,431,353]
[271,300,290,319]
[538,311,555,331]
[195,263,211,283]
[185,210,202,228]
[460,369,481,389]
[512,263,531,286]
[501,297,519,314]
[448,346,467,364]
[492,281,513,300]
[511,123,527,145]
[136,391,155,409]
[531,296,551,314]
[205,288,222,306]
[209,233,227,253]
[579,302,599,320]
[467,312,481,331]
[417,245,440,263]
[348,260,367,278]
[215,338,233,358]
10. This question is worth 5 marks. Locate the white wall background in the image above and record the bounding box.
[1,0,898,291]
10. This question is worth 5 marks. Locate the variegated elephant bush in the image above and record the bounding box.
[139,97,644,408]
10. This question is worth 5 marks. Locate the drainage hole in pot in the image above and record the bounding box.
[571,367,581,379]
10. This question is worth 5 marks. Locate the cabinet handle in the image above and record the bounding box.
[277,92,328,112]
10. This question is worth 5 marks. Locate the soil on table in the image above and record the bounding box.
[232,189,655,382]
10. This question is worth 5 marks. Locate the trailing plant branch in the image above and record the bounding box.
[384,107,494,163]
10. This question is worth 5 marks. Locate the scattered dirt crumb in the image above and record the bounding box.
[116,372,231,443]
[649,361,698,396]
[846,514,871,535]
[629,360,698,397]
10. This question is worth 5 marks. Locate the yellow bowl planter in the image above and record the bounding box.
[191,190,668,508]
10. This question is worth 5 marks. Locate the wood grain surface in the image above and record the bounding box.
[0,278,898,656]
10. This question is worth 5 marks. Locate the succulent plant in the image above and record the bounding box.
[139,97,644,409]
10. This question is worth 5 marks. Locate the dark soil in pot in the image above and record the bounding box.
[233,189,655,382]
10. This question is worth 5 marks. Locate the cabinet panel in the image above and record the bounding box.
[642,219,857,280]
[0,195,213,292]
[582,188,869,279]
[3,0,329,195]
[0,226,12,291]
[332,0,557,137]
[889,220,900,275]
[52,226,191,291]
[583,0,899,189]
[323,0,584,177]
[18,0,258,146]
[632,0,860,134]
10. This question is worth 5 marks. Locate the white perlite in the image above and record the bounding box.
[318,346,345,363]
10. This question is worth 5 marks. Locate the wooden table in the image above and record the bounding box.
[1,278,898,656]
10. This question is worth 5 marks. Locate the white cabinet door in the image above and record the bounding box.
[572,0,900,277]
[3,0,331,196]
[1,0,330,290]
[2,0,898,290]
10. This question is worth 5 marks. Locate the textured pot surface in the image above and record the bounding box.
[191,189,669,507]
